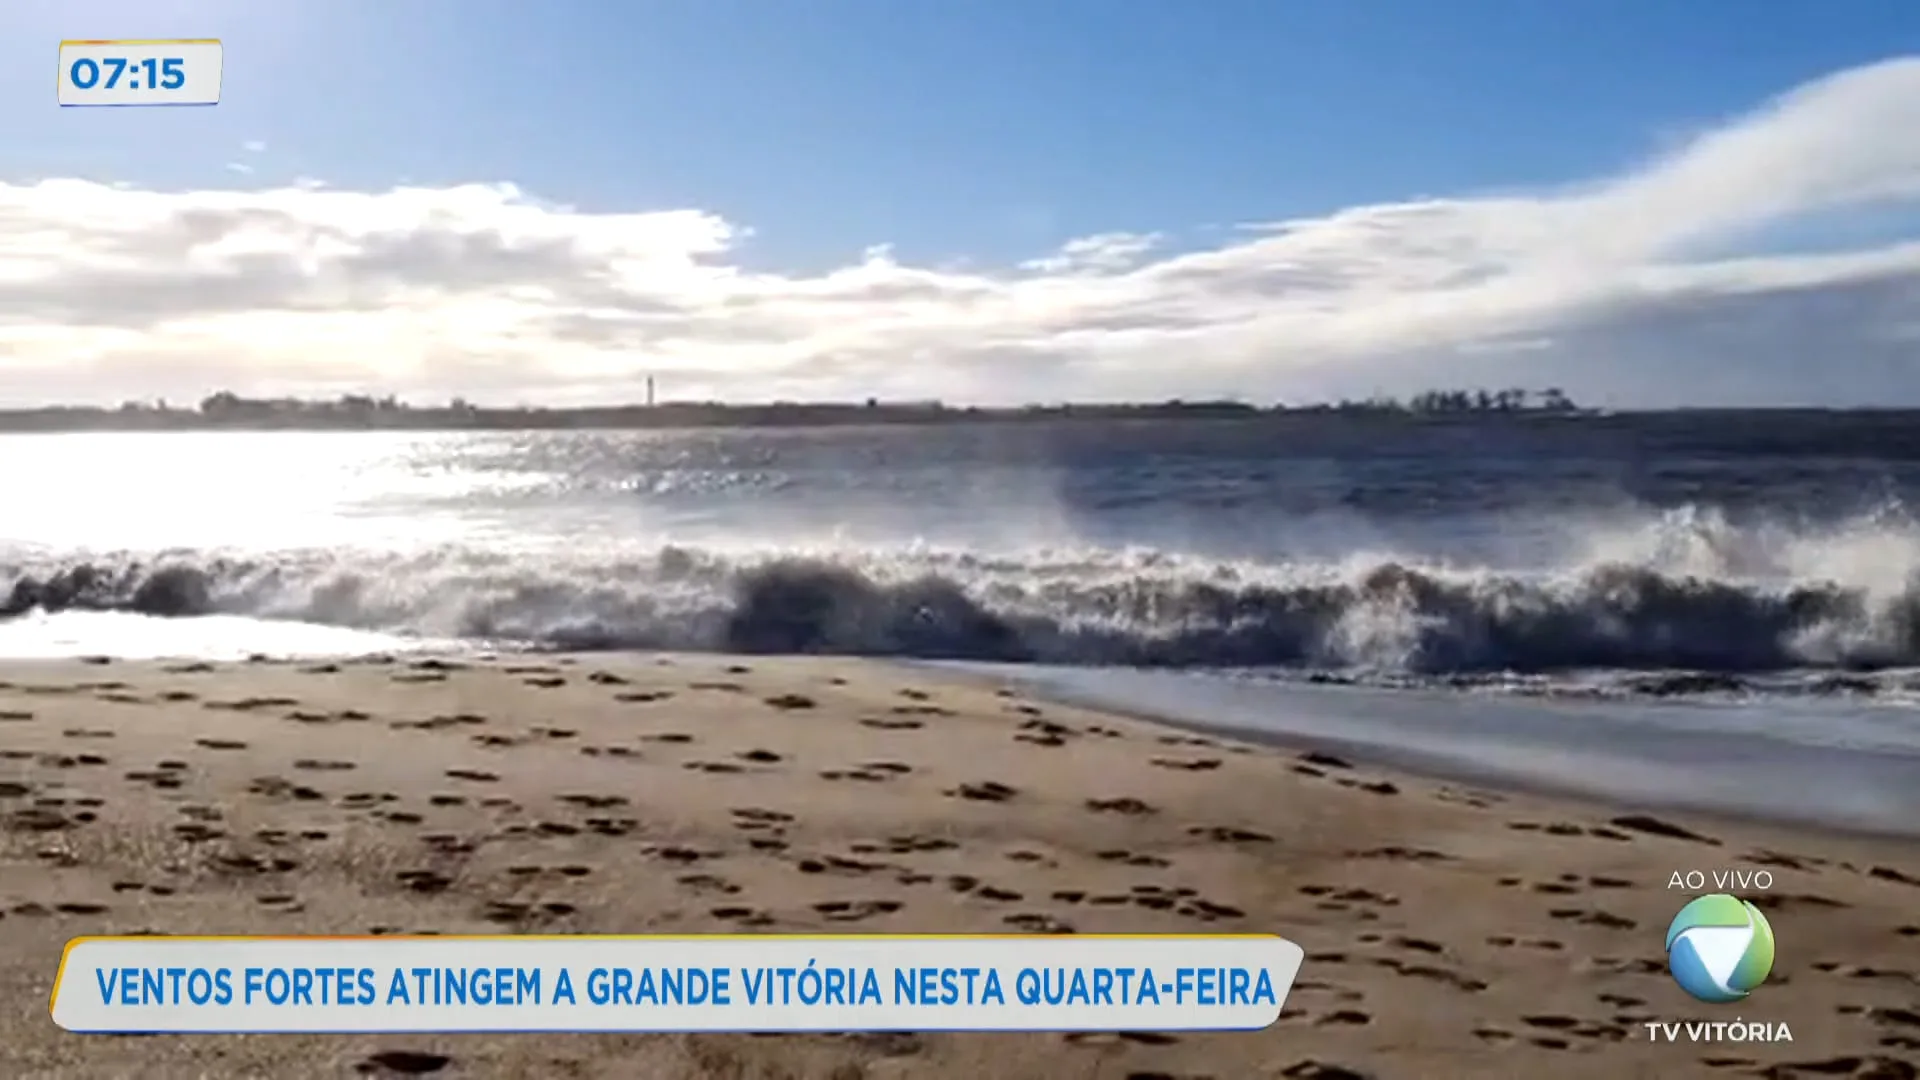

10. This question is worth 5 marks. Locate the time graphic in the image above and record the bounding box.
[58,40,223,107]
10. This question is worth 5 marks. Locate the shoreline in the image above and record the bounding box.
[919,660,1920,843]
[0,652,1914,1078]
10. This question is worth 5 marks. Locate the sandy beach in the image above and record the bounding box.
[0,652,1913,1080]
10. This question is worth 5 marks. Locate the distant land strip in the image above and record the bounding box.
[2,389,1920,435]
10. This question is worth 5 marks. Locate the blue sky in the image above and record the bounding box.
[4,1,1920,405]
[12,0,1918,267]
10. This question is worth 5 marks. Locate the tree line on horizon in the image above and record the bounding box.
[0,386,1591,432]
[78,385,1585,418]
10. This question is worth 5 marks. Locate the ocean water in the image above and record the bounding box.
[3,417,1918,828]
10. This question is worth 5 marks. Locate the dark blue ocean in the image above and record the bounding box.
[4,415,1919,694]
[5,416,1918,832]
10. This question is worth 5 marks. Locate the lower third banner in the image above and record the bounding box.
[51,933,1306,1033]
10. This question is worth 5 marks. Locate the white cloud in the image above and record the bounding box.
[223,162,253,175]
[4,57,1920,406]
[242,140,266,153]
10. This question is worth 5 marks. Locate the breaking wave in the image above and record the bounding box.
[4,505,1920,683]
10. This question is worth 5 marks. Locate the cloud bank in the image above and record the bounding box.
[5,57,1920,407]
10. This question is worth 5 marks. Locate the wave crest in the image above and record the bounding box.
[4,513,1919,675]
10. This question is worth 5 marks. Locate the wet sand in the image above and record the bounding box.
[0,653,1914,1079]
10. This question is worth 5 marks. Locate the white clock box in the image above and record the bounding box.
[58,39,223,107]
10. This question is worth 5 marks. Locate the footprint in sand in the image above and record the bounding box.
[444,768,499,783]
[1370,956,1487,992]
[392,714,487,732]
[1346,845,1454,863]
[1150,757,1222,772]
[1015,720,1071,747]
[764,693,816,710]
[8,808,77,832]
[1332,777,1400,795]
[1608,814,1719,844]
[213,853,300,875]
[194,738,249,751]
[1085,797,1156,815]
[558,793,628,810]
[396,870,454,895]
[946,781,1016,803]
[882,834,955,854]
[1004,912,1074,934]
[1742,848,1827,871]
[204,697,300,712]
[709,905,774,927]
[421,834,476,855]
[354,1049,453,1075]
[1188,825,1273,844]
[1547,907,1637,930]
[678,873,739,895]
[813,899,903,922]
[247,776,324,801]
[1096,849,1172,869]
[1129,886,1187,911]
[730,806,794,824]
[796,854,886,875]
[579,745,642,759]
[1175,898,1246,922]
[614,691,673,704]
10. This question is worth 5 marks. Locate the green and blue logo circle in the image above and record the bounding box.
[1666,893,1774,1003]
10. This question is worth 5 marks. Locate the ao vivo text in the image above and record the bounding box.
[1667,869,1774,891]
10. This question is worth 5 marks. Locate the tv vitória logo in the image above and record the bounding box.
[1665,893,1774,1003]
